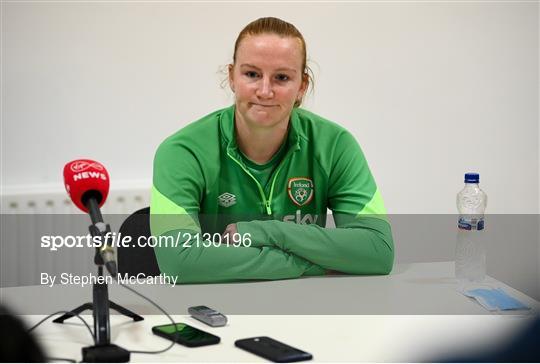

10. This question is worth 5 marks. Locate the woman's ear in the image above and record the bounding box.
[300,73,309,96]
[296,73,309,104]
[228,64,235,93]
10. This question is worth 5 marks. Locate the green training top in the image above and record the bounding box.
[150,105,394,283]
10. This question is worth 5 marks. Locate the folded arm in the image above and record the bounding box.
[237,215,393,275]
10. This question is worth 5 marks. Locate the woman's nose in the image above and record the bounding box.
[256,77,274,98]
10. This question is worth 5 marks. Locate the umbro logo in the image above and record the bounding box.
[218,192,236,207]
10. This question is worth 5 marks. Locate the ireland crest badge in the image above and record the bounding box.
[287,177,314,206]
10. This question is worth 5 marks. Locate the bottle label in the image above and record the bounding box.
[458,216,485,231]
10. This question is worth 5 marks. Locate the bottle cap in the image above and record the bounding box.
[464,173,479,183]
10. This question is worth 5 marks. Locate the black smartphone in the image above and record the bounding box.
[235,336,313,362]
[152,322,220,347]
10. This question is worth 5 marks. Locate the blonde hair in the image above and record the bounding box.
[231,17,314,107]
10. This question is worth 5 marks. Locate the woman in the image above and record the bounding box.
[150,17,394,283]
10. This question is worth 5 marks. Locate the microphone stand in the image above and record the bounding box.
[53,198,140,362]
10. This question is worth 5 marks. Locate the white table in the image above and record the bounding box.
[19,314,536,362]
[3,262,539,362]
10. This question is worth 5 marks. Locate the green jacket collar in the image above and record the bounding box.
[219,105,302,155]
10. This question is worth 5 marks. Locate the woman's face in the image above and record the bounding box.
[229,34,307,130]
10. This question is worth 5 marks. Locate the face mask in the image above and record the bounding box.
[463,287,530,311]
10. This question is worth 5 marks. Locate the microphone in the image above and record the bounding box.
[63,159,117,276]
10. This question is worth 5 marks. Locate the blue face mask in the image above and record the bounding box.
[464,288,530,311]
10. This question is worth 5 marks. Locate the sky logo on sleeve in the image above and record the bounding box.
[287,177,314,207]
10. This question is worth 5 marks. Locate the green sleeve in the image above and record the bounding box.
[237,132,394,275]
[150,142,325,283]
[237,217,393,275]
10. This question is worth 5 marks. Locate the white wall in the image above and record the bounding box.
[2,1,538,215]
[1,2,539,297]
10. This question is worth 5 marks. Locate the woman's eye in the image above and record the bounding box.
[245,71,259,78]
[276,74,289,81]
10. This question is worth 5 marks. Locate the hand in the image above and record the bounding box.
[222,223,238,243]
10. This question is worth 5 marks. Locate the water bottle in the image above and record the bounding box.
[455,172,488,283]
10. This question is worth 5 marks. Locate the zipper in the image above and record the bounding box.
[227,150,270,214]
[227,148,295,216]
[266,155,290,214]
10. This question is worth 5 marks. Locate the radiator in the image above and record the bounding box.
[1,185,150,287]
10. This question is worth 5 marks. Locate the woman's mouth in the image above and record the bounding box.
[251,103,276,108]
